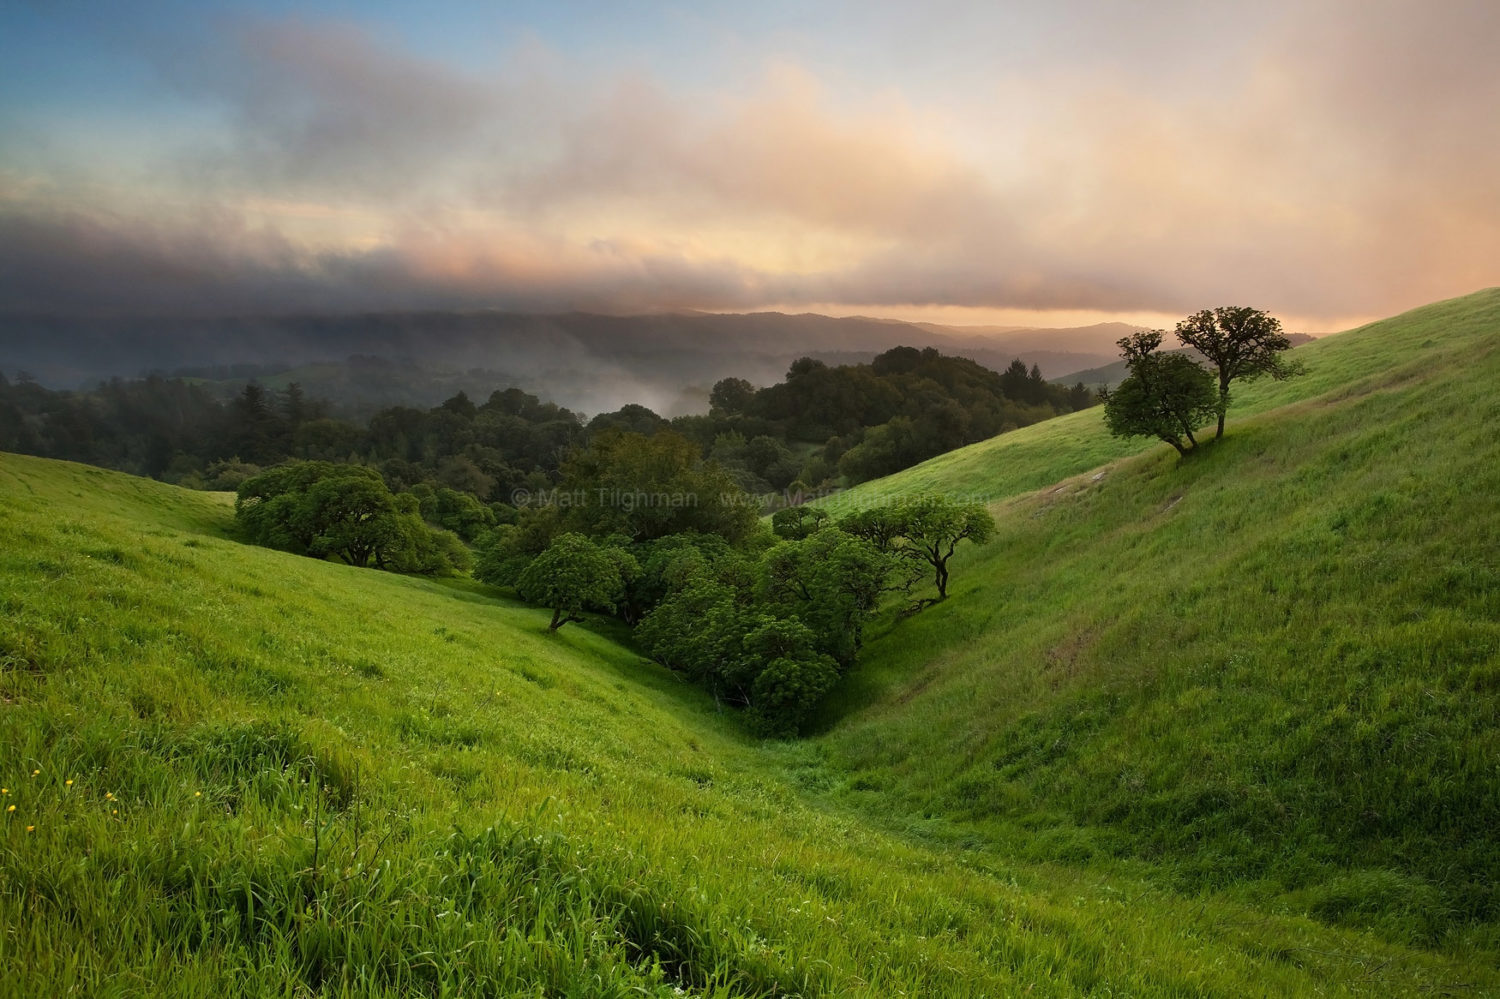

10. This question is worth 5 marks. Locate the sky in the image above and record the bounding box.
[1,0,1497,332]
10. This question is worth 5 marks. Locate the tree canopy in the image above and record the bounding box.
[516,533,638,631]
[840,497,995,603]
[235,461,470,574]
[1101,330,1219,455]
[1174,306,1300,439]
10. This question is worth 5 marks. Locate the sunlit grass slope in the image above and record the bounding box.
[817,288,1500,512]
[819,288,1500,956]
[2,454,1494,995]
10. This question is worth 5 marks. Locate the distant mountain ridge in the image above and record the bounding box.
[0,310,1139,417]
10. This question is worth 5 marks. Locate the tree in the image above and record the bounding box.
[1174,306,1300,439]
[229,382,287,465]
[559,430,759,544]
[635,548,759,698]
[757,528,903,665]
[999,358,1031,402]
[886,496,995,601]
[1027,363,1048,405]
[297,473,401,568]
[236,461,344,553]
[281,382,324,427]
[1101,331,1218,455]
[743,617,840,738]
[618,532,733,624]
[770,505,829,540]
[585,403,668,438]
[838,505,907,552]
[380,494,473,574]
[410,484,497,541]
[516,533,637,631]
[473,506,563,586]
[709,376,757,416]
[235,461,468,574]
[746,434,798,489]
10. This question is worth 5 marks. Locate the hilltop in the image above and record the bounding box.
[818,290,1497,513]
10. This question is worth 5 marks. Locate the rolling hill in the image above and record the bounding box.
[1,287,1498,995]
[817,287,1500,950]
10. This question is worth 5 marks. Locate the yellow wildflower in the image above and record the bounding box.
[65,779,73,786]
[25,825,33,832]
[5,804,13,813]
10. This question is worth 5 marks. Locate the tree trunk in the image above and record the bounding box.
[549,607,564,630]
[935,560,949,599]
[1215,377,1230,439]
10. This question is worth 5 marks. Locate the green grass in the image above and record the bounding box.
[814,288,1500,955]
[1,288,1498,995]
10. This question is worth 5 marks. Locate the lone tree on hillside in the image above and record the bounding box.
[517,532,638,630]
[1174,306,1300,439]
[894,496,996,601]
[1101,330,1218,456]
[841,495,995,604]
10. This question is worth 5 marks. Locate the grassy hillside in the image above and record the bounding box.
[816,289,1500,514]
[2,453,1494,995]
[815,289,1500,954]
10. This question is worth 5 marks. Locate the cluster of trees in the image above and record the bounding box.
[694,348,1093,488]
[474,429,761,584]
[475,434,996,735]
[235,462,472,574]
[1102,307,1300,455]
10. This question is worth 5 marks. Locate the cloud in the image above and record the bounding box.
[0,200,791,316]
[161,17,503,197]
[2,2,1497,321]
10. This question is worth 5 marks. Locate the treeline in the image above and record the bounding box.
[0,372,583,506]
[689,350,1093,489]
[0,347,1094,505]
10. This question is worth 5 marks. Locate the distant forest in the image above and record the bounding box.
[0,347,1095,507]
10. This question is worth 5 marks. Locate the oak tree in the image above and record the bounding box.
[1173,306,1300,439]
[1101,331,1218,455]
